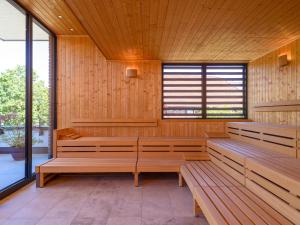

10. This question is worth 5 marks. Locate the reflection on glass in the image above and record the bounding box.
[0,0,26,190]
[32,21,51,172]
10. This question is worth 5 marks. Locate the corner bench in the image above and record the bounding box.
[181,161,294,225]
[182,122,300,225]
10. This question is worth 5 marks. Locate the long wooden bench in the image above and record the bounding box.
[246,157,300,224]
[187,122,300,224]
[181,161,293,225]
[207,138,291,184]
[226,122,297,157]
[136,137,208,186]
[36,128,139,187]
[207,122,297,184]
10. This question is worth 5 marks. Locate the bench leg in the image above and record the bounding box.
[193,199,202,217]
[134,172,139,187]
[178,172,185,187]
[36,172,45,188]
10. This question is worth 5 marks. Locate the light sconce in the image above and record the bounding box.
[278,54,289,67]
[126,68,137,78]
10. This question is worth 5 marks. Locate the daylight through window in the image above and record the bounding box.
[162,64,247,119]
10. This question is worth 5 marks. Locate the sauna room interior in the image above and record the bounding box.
[0,0,300,225]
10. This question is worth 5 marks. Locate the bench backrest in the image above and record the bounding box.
[226,122,297,157]
[138,137,208,161]
[53,128,138,159]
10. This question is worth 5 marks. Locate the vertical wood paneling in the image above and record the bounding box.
[57,36,246,137]
[248,40,300,126]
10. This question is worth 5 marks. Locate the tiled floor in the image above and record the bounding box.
[0,173,208,225]
[0,154,49,190]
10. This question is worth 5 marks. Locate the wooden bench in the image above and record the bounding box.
[136,137,208,186]
[246,157,300,224]
[207,138,290,184]
[188,122,300,224]
[181,161,293,225]
[226,122,297,157]
[207,122,297,184]
[36,128,139,187]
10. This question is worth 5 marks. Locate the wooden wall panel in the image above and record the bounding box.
[57,36,241,137]
[248,40,300,126]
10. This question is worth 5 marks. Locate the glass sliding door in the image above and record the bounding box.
[32,21,52,171]
[0,0,55,198]
[0,0,26,190]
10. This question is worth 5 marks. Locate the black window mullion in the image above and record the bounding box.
[25,14,33,179]
[202,65,207,119]
[243,65,248,119]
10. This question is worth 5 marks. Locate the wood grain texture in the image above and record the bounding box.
[17,0,86,35]
[57,36,250,137]
[253,100,300,112]
[64,0,300,61]
[182,161,293,225]
[248,40,300,126]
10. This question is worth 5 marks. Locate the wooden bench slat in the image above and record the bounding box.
[226,122,297,157]
[210,187,254,225]
[224,186,283,225]
[200,187,242,225]
[185,163,211,187]
[193,186,231,225]
[183,161,242,188]
[246,179,300,224]
[180,166,200,192]
[200,161,242,187]
[182,161,295,225]
[246,170,300,209]
[236,185,293,225]
[137,137,208,177]
[246,158,300,195]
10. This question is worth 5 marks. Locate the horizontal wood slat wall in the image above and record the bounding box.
[248,40,300,126]
[57,36,247,137]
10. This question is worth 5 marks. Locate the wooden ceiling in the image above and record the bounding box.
[17,0,85,35]
[17,0,300,61]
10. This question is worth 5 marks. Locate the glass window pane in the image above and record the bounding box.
[32,21,51,172]
[0,0,26,190]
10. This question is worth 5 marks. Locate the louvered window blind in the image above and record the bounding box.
[162,64,247,119]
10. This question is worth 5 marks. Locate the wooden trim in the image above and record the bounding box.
[204,132,230,138]
[53,129,57,158]
[71,119,158,127]
[107,59,161,63]
[161,119,252,123]
[253,100,300,112]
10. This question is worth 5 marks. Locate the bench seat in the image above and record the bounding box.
[35,129,140,187]
[35,158,138,187]
[207,138,289,184]
[193,185,293,225]
[136,137,207,185]
[181,161,293,225]
[180,161,242,191]
[246,157,300,224]
[137,159,184,172]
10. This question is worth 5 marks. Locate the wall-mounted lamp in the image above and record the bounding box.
[126,68,137,78]
[278,54,289,67]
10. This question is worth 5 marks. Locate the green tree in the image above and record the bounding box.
[0,65,49,128]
